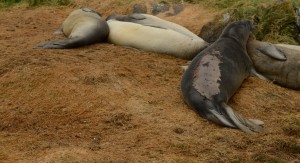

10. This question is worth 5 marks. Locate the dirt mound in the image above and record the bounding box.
[0,1,299,162]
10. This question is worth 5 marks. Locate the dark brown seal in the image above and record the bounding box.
[181,20,267,133]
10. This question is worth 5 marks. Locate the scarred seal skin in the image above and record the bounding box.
[37,7,109,49]
[181,20,266,133]
[247,36,300,90]
[106,13,208,59]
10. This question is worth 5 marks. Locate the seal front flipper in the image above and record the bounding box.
[257,42,287,61]
[250,68,271,82]
[222,103,265,133]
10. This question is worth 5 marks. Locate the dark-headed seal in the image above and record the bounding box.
[37,7,109,49]
[106,13,208,59]
[247,36,300,90]
[181,20,267,133]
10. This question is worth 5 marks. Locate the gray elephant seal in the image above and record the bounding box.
[37,7,109,49]
[181,20,267,133]
[106,13,208,59]
[247,36,300,90]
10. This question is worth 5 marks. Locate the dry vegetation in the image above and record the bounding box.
[0,0,299,162]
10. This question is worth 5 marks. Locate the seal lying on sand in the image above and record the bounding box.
[37,7,109,49]
[247,36,300,90]
[106,13,208,59]
[181,20,267,133]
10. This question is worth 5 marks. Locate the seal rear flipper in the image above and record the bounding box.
[36,37,86,49]
[222,103,265,133]
[207,108,236,128]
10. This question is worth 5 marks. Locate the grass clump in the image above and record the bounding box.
[0,0,72,7]
[275,139,300,154]
[252,153,285,163]
[282,117,300,138]
[199,1,299,44]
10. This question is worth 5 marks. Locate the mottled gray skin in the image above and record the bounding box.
[247,37,300,90]
[37,7,109,49]
[181,20,266,133]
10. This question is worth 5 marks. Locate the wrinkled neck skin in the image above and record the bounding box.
[220,20,252,48]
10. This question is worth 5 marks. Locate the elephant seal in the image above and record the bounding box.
[106,13,208,59]
[247,36,300,90]
[181,20,267,133]
[37,7,109,49]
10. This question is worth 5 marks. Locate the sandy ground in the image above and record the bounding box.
[0,0,299,162]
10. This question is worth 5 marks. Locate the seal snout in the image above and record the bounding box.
[239,20,254,31]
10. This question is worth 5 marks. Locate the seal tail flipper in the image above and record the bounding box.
[36,37,85,49]
[222,103,265,133]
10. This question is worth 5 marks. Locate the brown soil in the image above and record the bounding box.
[0,1,299,162]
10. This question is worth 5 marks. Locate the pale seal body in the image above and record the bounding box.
[247,38,300,90]
[275,44,300,51]
[106,14,208,59]
[37,7,109,49]
[181,20,266,133]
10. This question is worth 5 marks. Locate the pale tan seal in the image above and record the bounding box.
[37,7,109,49]
[106,13,208,59]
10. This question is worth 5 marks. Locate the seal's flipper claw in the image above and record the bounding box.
[53,28,64,35]
[222,103,265,133]
[180,65,188,71]
[249,119,264,126]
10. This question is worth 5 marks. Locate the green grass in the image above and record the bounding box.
[197,0,299,44]
[0,0,72,7]
[168,0,300,44]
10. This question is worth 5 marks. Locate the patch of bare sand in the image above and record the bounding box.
[0,1,299,162]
